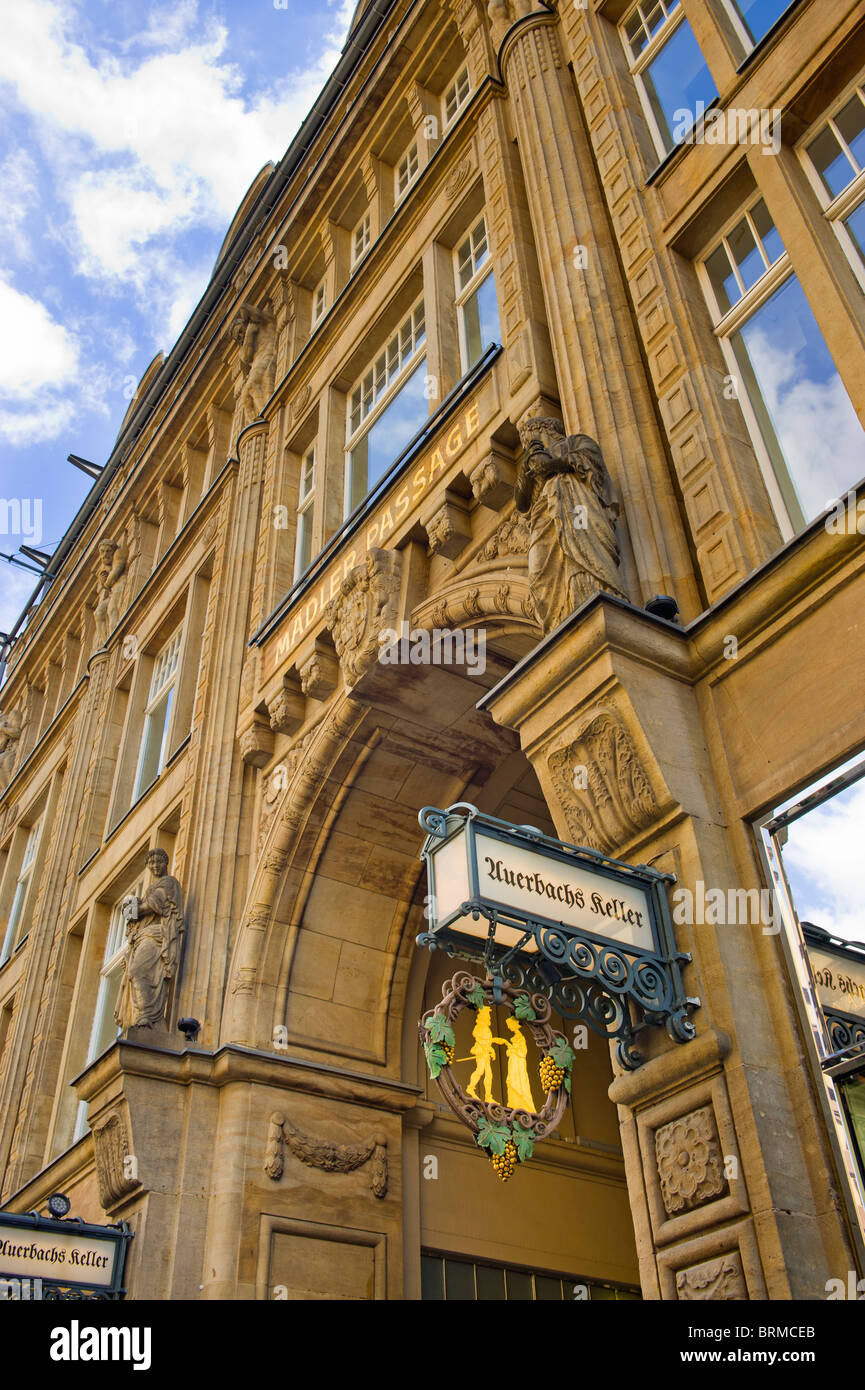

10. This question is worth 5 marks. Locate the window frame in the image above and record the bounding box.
[0,817,42,967]
[311,278,327,328]
[620,0,692,161]
[697,196,803,538]
[130,626,182,805]
[721,0,799,57]
[454,214,499,374]
[351,212,372,271]
[442,65,471,130]
[797,76,865,296]
[395,140,420,203]
[73,882,142,1141]
[294,445,317,581]
[344,295,427,516]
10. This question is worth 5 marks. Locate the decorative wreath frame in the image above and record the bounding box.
[419,970,573,1166]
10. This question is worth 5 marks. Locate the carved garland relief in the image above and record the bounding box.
[265,1112,388,1198]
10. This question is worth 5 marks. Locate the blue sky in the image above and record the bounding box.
[0,0,355,629]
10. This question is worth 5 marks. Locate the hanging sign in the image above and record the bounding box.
[0,1211,131,1299]
[417,803,698,1070]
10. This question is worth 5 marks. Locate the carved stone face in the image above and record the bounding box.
[146,850,169,879]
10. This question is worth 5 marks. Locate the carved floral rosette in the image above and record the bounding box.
[419,971,571,1173]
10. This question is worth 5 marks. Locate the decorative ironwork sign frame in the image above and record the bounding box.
[417,803,698,1069]
[0,1209,132,1300]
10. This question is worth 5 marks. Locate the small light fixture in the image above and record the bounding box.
[47,1193,71,1219]
[644,594,680,622]
[178,1017,201,1043]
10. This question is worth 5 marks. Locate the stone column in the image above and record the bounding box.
[489,5,701,614]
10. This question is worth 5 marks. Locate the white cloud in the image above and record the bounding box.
[0,280,79,399]
[783,779,865,944]
[0,0,355,340]
[0,149,40,263]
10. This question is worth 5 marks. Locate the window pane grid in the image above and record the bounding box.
[422,1251,640,1301]
[457,218,490,296]
[347,300,426,443]
[806,87,865,203]
[352,213,371,266]
[704,200,784,316]
[624,0,680,62]
[444,66,471,124]
[148,631,181,705]
[396,142,419,197]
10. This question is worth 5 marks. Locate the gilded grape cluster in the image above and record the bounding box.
[490,1139,518,1182]
[539,1054,565,1091]
[442,1042,454,1065]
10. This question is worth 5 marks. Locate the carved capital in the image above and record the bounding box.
[324,547,402,688]
[470,451,516,509]
[239,714,275,768]
[423,495,472,559]
[547,709,658,854]
[92,1111,142,1210]
[268,679,305,735]
[299,647,339,702]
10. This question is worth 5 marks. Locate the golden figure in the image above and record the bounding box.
[501,1018,538,1113]
[466,1007,500,1103]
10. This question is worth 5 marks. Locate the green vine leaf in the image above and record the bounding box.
[427,1014,455,1047]
[476,1117,511,1155]
[514,993,537,1022]
[424,1042,448,1079]
[512,1128,535,1162]
[550,1038,575,1072]
[565,1071,572,1095]
[467,983,486,1009]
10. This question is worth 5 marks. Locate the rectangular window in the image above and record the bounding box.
[396,141,419,201]
[801,83,865,290]
[443,66,471,128]
[351,212,371,270]
[725,0,796,49]
[0,819,41,967]
[699,198,864,532]
[131,629,181,804]
[421,1252,640,1300]
[311,279,327,328]
[294,446,316,580]
[346,299,427,514]
[73,886,140,1141]
[621,0,719,158]
[455,215,500,372]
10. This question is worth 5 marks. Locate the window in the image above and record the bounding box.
[699,197,864,532]
[621,0,718,158]
[311,279,327,328]
[455,215,500,372]
[725,0,796,49]
[0,819,41,967]
[73,886,140,1141]
[351,212,371,270]
[759,755,865,1223]
[443,66,471,127]
[802,82,865,290]
[396,141,419,201]
[131,628,181,803]
[346,299,427,513]
[421,1252,640,1300]
[294,446,316,580]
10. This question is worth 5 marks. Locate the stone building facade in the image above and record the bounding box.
[0,0,864,1300]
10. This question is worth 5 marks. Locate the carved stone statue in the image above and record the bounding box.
[93,537,128,648]
[0,709,22,791]
[114,848,183,1032]
[514,418,626,633]
[229,303,276,453]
